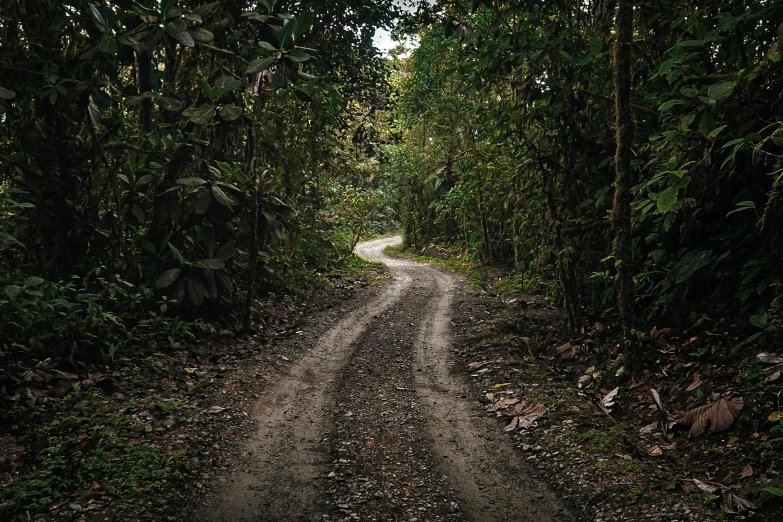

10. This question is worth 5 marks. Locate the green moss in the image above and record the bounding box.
[578,425,627,452]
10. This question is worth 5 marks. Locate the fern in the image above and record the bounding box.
[763,487,783,498]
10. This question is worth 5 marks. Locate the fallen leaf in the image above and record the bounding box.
[675,396,743,437]
[766,370,781,382]
[692,478,720,494]
[639,421,658,435]
[184,367,197,374]
[647,445,663,457]
[487,395,521,411]
[685,373,703,392]
[493,382,511,389]
[721,490,757,514]
[504,402,547,431]
[650,388,666,415]
[757,352,783,364]
[768,410,783,422]
[740,464,753,478]
[207,406,226,414]
[600,387,619,414]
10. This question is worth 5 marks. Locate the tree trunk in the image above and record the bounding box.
[136,50,153,132]
[243,172,260,333]
[612,0,635,336]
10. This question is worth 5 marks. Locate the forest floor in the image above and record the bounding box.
[3,237,781,521]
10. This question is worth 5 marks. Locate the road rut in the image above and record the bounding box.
[195,236,573,521]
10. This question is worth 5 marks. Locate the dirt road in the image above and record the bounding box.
[195,236,573,521]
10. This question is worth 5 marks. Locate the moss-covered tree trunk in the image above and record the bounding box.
[612,0,635,336]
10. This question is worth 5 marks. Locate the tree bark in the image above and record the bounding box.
[612,0,635,336]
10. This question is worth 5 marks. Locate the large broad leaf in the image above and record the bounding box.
[173,30,195,47]
[214,76,242,92]
[0,86,16,100]
[176,177,208,187]
[674,396,743,437]
[164,19,187,35]
[672,249,713,284]
[190,258,226,270]
[195,191,212,214]
[708,81,735,103]
[188,27,214,43]
[182,104,214,124]
[246,57,276,75]
[160,97,183,111]
[295,11,315,38]
[155,268,181,289]
[287,49,312,63]
[656,186,679,213]
[278,18,297,48]
[219,105,243,121]
[211,186,234,206]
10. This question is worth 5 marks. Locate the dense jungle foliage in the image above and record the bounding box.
[0,0,401,385]
[390,0,783,349]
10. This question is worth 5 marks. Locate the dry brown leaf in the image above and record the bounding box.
[647,445,663,457]
[504,402,547,431]
[720,490,757,514]
[600,387,619,414]
[766,370,782,382]
[488,396,521,412]
[675,396,744,437]
[650,388,666,415]
[692,478,720,494]
[685,373,703,392]
[740,464,753,478]
[757,352,783,364]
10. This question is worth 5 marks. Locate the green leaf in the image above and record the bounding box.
[681,113,695,131]
[190,258,226,270]
[707,81,735,103]
[278,17,297,48]
[182,104,214,125]
[657,58,675,76]
[656,186,679,213]
[211,186,234,206]
[727,200,756,217]
[188,27,214,43]
[0,86,15,100]
[707,125,727,139]
[176,177,208,187]
[259,41,277,51]
[699,112,717,138]
[160,97,183,111]
[214,77,243,92]
[89,4,108,32]
[246,57,276,75]
[295,12,315,39]
[287,49,312,63]
[219,105,243,121]
[673,250,713,284]
[4,285,23,298]
[165,19,187,35]
[168,242,185,264]
[23,277,44,288]
[173,30,195,47]
[763,487,783,498]
[658,99,686,112]
[155,268,181,289]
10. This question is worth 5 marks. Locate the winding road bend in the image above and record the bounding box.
[195,236,573,522]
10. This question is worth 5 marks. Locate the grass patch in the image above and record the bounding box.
[383,244,484,290]
[578,425,627,452]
